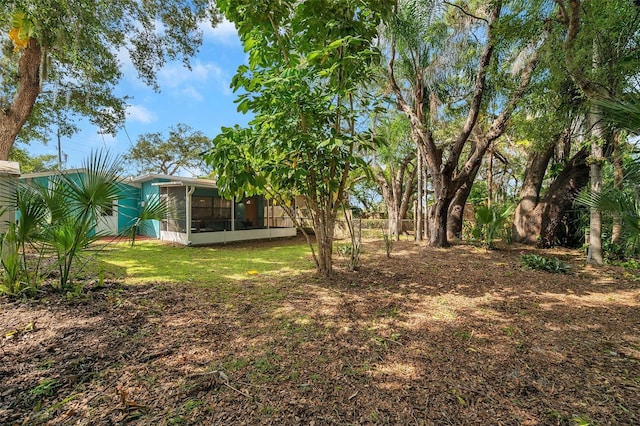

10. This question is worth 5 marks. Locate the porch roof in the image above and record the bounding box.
[130,174,217,188]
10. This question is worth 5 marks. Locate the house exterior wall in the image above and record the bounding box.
[117,183,141,233]
[19,171,140,236]
[0,161,20,233]
[138,180,165,238]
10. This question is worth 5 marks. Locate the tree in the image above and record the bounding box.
[349,176,384,217]
[8,146,56,173]
[553,0,640,264]
[511,67,591,246]
[370,113,416,240]
[581,93,640,257]
[0,2,219,160]
[386,0,543,247]
[206,0,390,276]
[125,123,211,176]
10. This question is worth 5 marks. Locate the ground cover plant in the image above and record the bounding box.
[520,253,573,274]
[1,237,639,425]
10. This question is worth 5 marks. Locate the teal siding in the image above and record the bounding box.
[138,179,168,238]
[20,172,142,236]
[117,183,141,234]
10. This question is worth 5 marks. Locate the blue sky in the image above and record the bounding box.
[27,18,249,177]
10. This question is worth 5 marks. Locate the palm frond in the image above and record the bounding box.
[15,182,49,244]
[59,150,122,220]
[593,94,640,134]
[125,194,170,245]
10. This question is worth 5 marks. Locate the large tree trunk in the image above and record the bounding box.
[535,147,590,247]
[586,105,604,264]
[512,139,557,243]
[0,38,42,160]
[447,162,481,241]
[429,192,453,247]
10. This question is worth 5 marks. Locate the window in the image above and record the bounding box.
[102,201,116,217]
[191,196,232,232]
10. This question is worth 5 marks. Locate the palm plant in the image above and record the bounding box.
[0,150,166,295]
[579,93,640,258]
[0,223,22,295]
[577,156,640,257]
[14,181,49,288]
[45,151,122,288]
[594,94,640,133]
[127,193,169,246]
[472,203,514,249]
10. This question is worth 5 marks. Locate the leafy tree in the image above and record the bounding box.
[125,123,211,176]
[206,0,390,276]
[0,1,219,160]
[348,176,384,217]
[577,93,640,258]
[553,0,640,264]
[370,113,417,240]
[510,70,591,247]
[9,146,56,173]
[386,0,543,247]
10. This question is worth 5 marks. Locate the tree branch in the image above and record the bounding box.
[454,46,540,186]
[444,2,501,175]
[443,1,489,24]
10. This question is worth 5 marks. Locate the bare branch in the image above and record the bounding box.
[443,1,489,24]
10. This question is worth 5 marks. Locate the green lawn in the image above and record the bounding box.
[96,239,314,286]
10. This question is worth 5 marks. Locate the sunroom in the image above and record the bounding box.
[135,175,297,246]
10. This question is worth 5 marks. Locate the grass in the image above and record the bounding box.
[96,239,314,286]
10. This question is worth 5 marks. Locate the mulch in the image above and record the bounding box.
[1,240,639,425]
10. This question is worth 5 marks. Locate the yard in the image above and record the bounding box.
[1,237,639,425]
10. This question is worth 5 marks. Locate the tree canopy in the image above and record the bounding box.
[206,0,391,276]
[0,1,219,159]
[125,123,211,176]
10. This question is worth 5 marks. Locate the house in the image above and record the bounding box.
[20,168,141,237]
[18,170,297,246]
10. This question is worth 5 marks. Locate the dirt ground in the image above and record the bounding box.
[1,239,639,425]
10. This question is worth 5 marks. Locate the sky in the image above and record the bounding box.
[26,18,250,177]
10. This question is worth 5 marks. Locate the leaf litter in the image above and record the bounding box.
[0,239,639,425]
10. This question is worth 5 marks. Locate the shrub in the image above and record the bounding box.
[520,254,571,274]
[472,203,514,249]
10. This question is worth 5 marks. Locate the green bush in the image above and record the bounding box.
[0,151,167,297]
[520,254,571,274]
[472,203,513,249]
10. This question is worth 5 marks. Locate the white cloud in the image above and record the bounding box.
[126,104,156,124]
[158,60,223,87]
[156,60,231,101]
[180,86,204,102]
[201,18,240,46]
